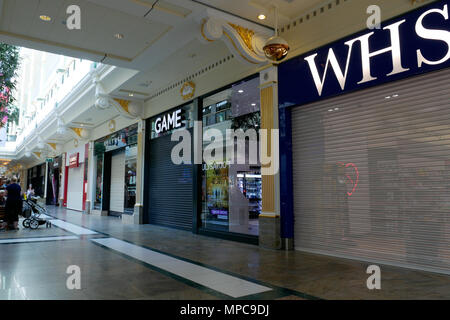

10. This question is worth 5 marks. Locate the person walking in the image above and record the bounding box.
[4,177,22,231]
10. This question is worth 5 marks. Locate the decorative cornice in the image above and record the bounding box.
[228,23,256,54]
[198,17,270,65]
[94,78,143,119]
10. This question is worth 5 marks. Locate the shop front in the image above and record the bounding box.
[65,148,85,211]
[45,156,62,206]
[278,0,450,274]
[27,163,45,198]
[93,123,138,217]
[144,75,262,243]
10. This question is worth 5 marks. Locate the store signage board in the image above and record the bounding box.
[46,158,54,163]
[279,0,450,108]
[69,153,79,168]
[154,109,184,134]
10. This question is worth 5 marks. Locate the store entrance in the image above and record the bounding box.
[109,149,125,217]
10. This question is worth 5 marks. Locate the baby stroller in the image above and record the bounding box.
[22,197,51,229]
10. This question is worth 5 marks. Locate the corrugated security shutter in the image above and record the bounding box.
[110,150,125,214]
[147,128,193,230]
[67,165,83,211]
[292,68,450,274]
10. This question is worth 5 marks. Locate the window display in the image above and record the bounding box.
[201,76,261,236]
[124,145,137,214]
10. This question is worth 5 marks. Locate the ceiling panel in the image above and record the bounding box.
[1,0,173,61]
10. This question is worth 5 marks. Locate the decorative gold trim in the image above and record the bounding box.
[108,120,116,133]
[228,23,255,54]
[47,143,57,151]
[223,31,258,65]
[70,127,83,138]
[180,81,196,100]
[201,20,215,42]
[114,99,131,113]
[34,152,41,158]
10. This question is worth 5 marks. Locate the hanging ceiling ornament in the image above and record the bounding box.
[263,6,290,62]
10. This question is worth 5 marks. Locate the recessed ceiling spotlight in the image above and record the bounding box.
[328,109,333,112]
[334,107,339,111]
[114,33,124,40]
[385,96,391,99]
[238,90,244,93]
[393,94,399,98]
[129,93,134,97]
[40,15,52,22]
[251,103,256,106]
[258,14,266,20]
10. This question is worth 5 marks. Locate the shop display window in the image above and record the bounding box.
[201,76,261,236]
[124,144,137,214]
[93,153,103,210]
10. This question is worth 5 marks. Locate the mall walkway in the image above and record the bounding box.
[0,207,449,300]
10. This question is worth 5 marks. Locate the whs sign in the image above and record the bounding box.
[279,0,450,108]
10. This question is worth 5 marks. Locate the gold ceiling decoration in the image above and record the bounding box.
[114,99,131,114]
[228,23,255,54]
[34,152,41,158]
[71,127,83,138]
[201,20,215,42]
[108,119,116,133]
[180,82,196,101]
[47,143,57,150]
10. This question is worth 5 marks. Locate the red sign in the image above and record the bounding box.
[69,153,79,168]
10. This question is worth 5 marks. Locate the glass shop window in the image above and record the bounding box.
[201,76,261,236]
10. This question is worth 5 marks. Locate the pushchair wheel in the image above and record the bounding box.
[23,219,31,228]
[29,219,39,230]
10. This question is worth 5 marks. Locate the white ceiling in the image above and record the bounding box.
[0,0,327,167]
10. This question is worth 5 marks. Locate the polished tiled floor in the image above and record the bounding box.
[0,206,449,300]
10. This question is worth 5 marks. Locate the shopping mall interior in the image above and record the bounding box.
[0,0,449,304]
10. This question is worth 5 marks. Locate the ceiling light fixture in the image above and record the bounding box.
[39,15,52,22]
[251,103,256,106]
[238,90,244,93]
[258,14,266,20]
[114,33,124,40]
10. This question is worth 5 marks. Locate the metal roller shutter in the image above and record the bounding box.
[110,150,125,215]
[147,128,193,230]
[67,165,83,211]
[292,68,450,274]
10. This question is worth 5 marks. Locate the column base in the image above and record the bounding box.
[133,204,144,225]
[91,209,108,216]
[84,200,91,214]
[258,212,281,250]
[281,238,294,251]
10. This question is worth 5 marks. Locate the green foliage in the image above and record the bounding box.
[94,142,106,156]
[0,43,20,128]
